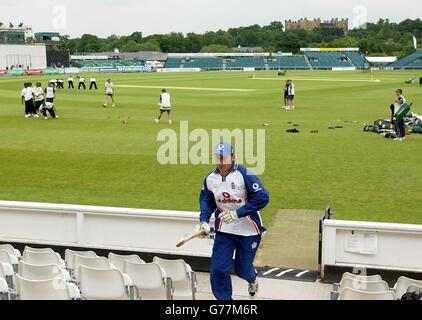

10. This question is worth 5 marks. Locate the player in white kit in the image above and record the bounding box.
[199,142,270,300]
[103,79,115,108]
[155,89,173,125]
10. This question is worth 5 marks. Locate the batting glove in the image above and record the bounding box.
[219,211,239,224]
[197,222,211,238]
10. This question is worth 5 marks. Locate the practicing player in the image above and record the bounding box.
[78,76,86,90]
[103,79,115,108]
[68,76,74,89]
[286,80,295,110]
[199,142,270,300]
[45,82,59,115]
[282,80,289,109]
[40,101,58,120]
[155,89,173,125]
[392,89,410,142]
[45,82,55,103]
[32,82,44,117]
[49,79,58,88]
[57,79,64,89]
[90,77,98,90]
[21,82,34,118]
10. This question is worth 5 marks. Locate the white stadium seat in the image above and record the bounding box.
[339,288,396,300]
[0,244,22,259]
[73,255,113,282]
[0,278,9,300]
[332,273,385,299]
[0,250,19,265]
[0,250,19,272]
[153,257,197,300]
[24,246,54,253]
[394,276,422,299]
[124,261,172,300]
[79,266,131,300]
[65,249,97,271]
[1,262,16,291]
[108,252,145,273]
[18,261,70,282]
[340,272,383,283]
[22,250,65,268]
[333,273,383,292]
[16,275,81,300]
[338,278,390,293]
[406,284,422,294]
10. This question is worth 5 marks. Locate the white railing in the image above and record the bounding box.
[0,201,214,258]
[322,219,422,276]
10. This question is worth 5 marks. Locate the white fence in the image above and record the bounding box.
[332,67,357,71]
[322,219,422,277]
[0,201,214,258]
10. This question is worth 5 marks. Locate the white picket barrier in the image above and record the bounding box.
[322,219,422,278]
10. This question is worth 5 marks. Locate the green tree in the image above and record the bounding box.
[120,40,142,52]
[202,31,217,47]
[129,32,143,43]
[214,31,235,48]
[160,32,185,52]
[78,34,103,53]
[331,37,358,48]
[60,35,79,54]
[138,40,161,51]
[184,33,203,53]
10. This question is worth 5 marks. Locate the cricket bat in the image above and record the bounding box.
[176,230,206,248]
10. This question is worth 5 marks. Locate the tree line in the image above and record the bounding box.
[60,19,422,58]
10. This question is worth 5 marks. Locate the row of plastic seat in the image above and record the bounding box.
[183,57,223,69]
[389,50,422,69]
[332,272,422,300]
[404,58,422,69]
[226,57,266,69]
[267,56,310,69]
[306,52,354,69]
[71,59,143,68]
[0,244,196,300]
[345,51,366,68]
[167,54,364,70]
[166,56,269,70]
[165,58,183,68]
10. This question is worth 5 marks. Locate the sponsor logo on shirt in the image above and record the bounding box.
[217,192,243,204]
[252,183,262,192]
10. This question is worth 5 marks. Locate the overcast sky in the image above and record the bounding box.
[1,0,421,38]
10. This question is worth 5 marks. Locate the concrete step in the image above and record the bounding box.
[195,272,332,300]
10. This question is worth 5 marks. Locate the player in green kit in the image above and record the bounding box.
[392,89,410,142]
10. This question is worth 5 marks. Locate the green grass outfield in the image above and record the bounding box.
[0,70,421,225]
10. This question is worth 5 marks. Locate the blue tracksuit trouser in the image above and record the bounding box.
[210,232,261,300]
